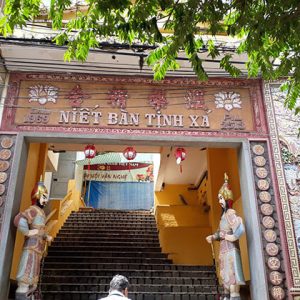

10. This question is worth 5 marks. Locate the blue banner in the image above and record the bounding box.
[85,181,154,210]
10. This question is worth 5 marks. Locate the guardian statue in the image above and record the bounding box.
[14,179,52,300]
[206,173,245,300]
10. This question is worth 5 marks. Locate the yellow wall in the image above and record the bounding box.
[10,143,48,279]
[154,148,250,283]
[158,225,213,265]
[155,184,199,206]
[206,148,250,281]
[47,180,83,239]
[155,184,213,265]
[197,174,210,213]
[156,205,209,228]
[10,144,84,280]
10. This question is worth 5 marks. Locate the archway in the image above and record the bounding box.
[0,133,268,299]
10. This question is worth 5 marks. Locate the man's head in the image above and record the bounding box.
[109,275,129,296]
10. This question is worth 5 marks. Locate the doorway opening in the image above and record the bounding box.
[8,140,255,299]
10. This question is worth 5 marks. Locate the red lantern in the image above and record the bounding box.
[84,144,96,159]
[83,144,96,208]
[84,144,96,175]
[175,147,186,173]
[123,146,137,173]
[123,146,137,161]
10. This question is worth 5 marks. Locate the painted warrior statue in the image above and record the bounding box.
[14,179,53,299]
[206,173,245,300]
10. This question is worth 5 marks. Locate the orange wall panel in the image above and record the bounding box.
[206,148,250,281]
[10,143,48,279]
[155,186,212,265]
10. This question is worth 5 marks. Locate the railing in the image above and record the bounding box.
[45,179,84,239]
[60,190,73,216]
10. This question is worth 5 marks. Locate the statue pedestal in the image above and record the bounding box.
[15,285,39,300]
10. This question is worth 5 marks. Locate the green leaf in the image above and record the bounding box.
[207,40,220,59]
[220,54,241,77]
[1,0,300,128]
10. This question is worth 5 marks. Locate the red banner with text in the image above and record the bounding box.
[84,162,154,182]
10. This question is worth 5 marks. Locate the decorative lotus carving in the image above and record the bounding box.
[215,91,242,111]
[28,85,59,105]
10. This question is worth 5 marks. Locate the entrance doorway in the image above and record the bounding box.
[1,134,269,300]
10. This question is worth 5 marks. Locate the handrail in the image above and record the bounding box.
[60,190,73,216]
[80,197,86,207]
[61,190,72,204]
[60,199,73,216]
[45,208,57,224]
[45,220,58,234]
[46,179,85,238]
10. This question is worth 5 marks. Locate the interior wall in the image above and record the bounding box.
[155,184,199,206]
[154,148,250,278]
[48,179,83,239]
[10,143,48,280]
[206,148,250,281]
[47,151,59,171]
[155,184,213,265]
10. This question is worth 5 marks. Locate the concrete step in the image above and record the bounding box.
[48,244,162,252]
[41,283,219,293]
[41,275,217,285]
[45,256,172,264]
[56,232,159,239]
[41,291,219,300]
[42,268,217,278]
[60,226,158,232]
[47,250,168,258]
[68,218,156,221]
[63,221,157,227]
[44,262,205,270]
[52,238,161,245]
[40,209,221,300]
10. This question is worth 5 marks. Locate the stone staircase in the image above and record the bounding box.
[40,209,220,300]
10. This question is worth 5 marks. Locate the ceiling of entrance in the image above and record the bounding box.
[49,143,207,190]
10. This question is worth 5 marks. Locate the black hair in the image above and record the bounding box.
[221,200,230,216]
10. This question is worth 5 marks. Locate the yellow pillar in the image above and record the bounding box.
[10,143,48,280]
[206,148,250,281]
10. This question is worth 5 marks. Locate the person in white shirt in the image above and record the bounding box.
[99,275,131,300]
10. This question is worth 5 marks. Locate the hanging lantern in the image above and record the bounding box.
[175,147,186,173]
[123,146,137,174]
[84,144,96,159]
[84,144,96,173]
[123,146,137,161]
[83,144,96,208]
